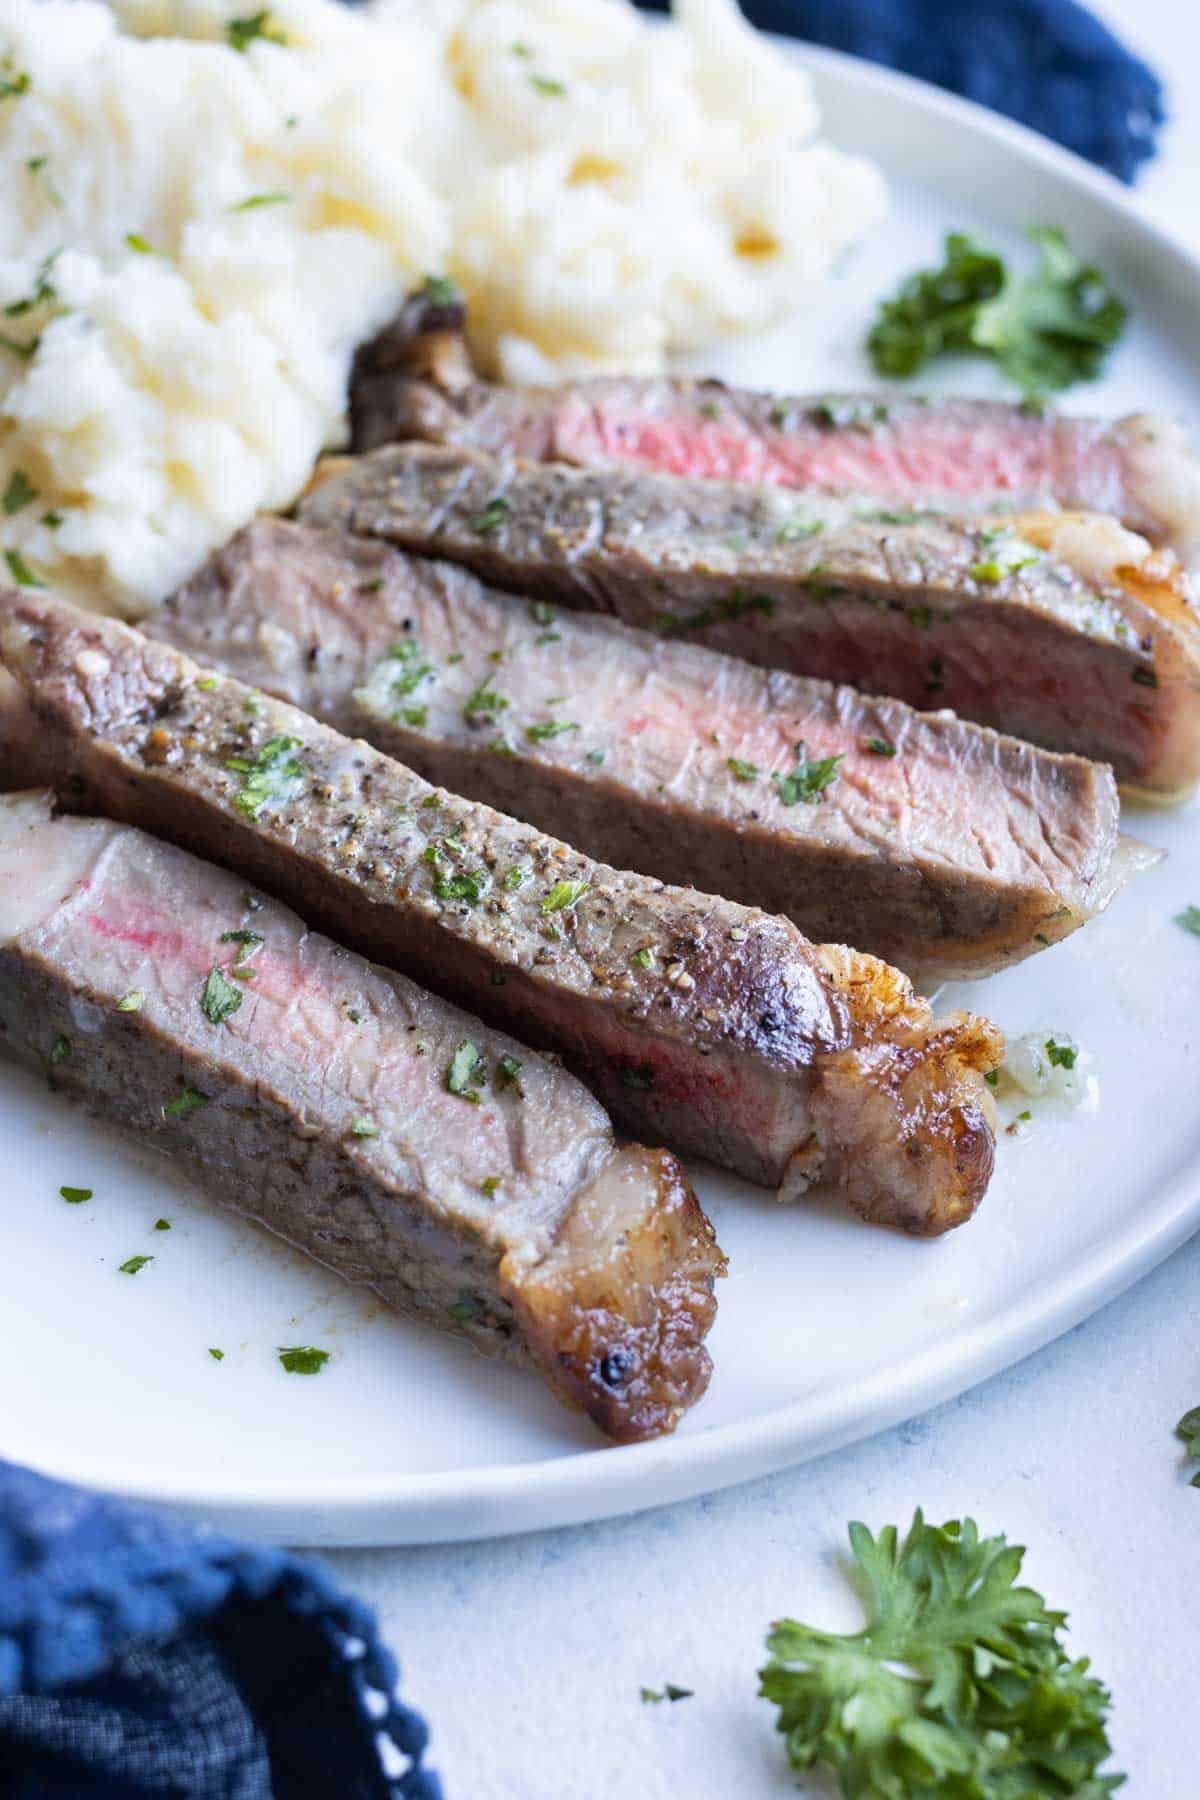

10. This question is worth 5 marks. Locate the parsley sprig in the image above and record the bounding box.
[868,227,1126,397]
[760,1512,1122,1798]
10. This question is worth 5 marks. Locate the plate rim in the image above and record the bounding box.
[14,42,1200,1542]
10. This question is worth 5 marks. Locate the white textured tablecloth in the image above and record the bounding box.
[327,6,1200,1791]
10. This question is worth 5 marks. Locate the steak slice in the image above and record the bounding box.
[0,592,1003,1235]
[300,444,1200,797]
[0,791,723,1441]
[349,292,1200,558]
[157,519,1128,984]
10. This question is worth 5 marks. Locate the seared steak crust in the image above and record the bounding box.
[300,444,1200,794]
[0,793,723,1441]
[158,519,1124,982]
[0,592,1003,1234]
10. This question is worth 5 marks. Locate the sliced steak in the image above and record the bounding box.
[300,444,1200,796]
[0,592,1003,1235]
[157,519,1127,984]
[0,791,722,1440]
[349,293,1200,558]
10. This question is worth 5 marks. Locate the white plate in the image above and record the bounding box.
[5,45,1200,1547]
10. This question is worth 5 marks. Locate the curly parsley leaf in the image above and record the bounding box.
[868,227,1126,397]
[759,1512,1123,1798]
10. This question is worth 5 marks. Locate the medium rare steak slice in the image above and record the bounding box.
[157,519,1128,983]
[0,593,1003,1235]
[349,292,1200,558]
[0,791,723,1441]
[300,444,1200,796]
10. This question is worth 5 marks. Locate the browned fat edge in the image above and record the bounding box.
[511,1149,726,1442]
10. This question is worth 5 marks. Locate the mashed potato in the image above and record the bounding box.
[0,0,885,614]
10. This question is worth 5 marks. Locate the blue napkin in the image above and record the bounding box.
[0,1460,441,1799]
[636,0,1164,182]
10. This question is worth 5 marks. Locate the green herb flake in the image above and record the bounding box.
[541,878,589,915]
[655,588,776,639]
[49,1033,71,1066]
[3,249,57,320]
[863,737,896,757]
[1175,905,1200,936]
[208,1347,225,1361]
[1016,1108,1032,1122]
[119,1254,153,1276]
[2,469,36,515]
[164,1085,208,1118]
[776,517,823,543]
[226,11,288,51]
[1177,1404,1200,1485]
[421,272,460,307]
[621,1063,655,1091]
[1045,1037,1078,1071]
[0,60,30,101]
[773,743,843,807]
[154,1218,171,1231]
[229,191,291,213]
[350,1117,380,1138]
[124,232,156,255]
[446,1039,485,1102]
[278,1345,330,1375]
[200,966,243,1027]
[640,1688,664,1705]
[867,225,1127,397]
[220,928,264,955]
[504,864,531,892]
[529,601,556,626]
[433,866,492,906]
[631,947,654,969]
[759,1511,1123,1793]
[496,1054,523,1096]
[984,1069,1000,1090]
[462,681,509,724]
[117,989,145,1013]
[906,602,933,628]
[1132,665,1158,689]
[726,757,759,782]
[4,547,46,588]
[529,72,566,96]
[227,735,306,819]
[472,497,512,535]
[448,1291,481,1323]
[481,1175,501,1196]
[59,1185,92,1204]
[525,718,579,742]
[41,508,63,527]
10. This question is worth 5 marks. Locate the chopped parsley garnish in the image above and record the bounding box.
[640,1684,693,1704]
[124,232,156,255]
[776,517,823,543]
[481,1175,501,1196]
[495,1054,523,1096]
[154,1218,171,1231]
[350,1117,380,1138]
[1016,1108,1032,1123]
[655,588,776,639]
[1045,1037,1077,1070]
[863,737,896,757]
[278,1346,330,1375]
[243,892,264,912]
[529,601,556,626]
[421,272,460,307]
[773,743,842,806]
[209,1347,225,1361]
[2,469,36,514]
[200,966,243,1027]
[4,249,58,320]
[49,1033,70,1066]
[585,748,606,766]
[504,864,530,892]
[1177,1404,1200,1487]
[59,1186,92,1204]
[433,866,492,905]
[906,603,932,629]
[447,1039,486,1102]
[984,1068,1000,1090]
[399,704,428,727]
[621,1063,654,1090]
[760,1511,1122,1794]
[164,1085,208,1118]
[4,547,46,588]
[1175,905,1200,936]
[118,989,145,1012]
[226,11,288,51]
[227,735,306,819]
[472,497,512,534]
[385,639,435,702]
[119,1255,153,1276]
[0,58,30,100]
[462,681,509,723]
[631,947,654,969]
[529,72,566,96]
[809,399,890,431]
[229,192,291,212]
[448,1292,481,1323]
[41,509,63,527]
[525,718,579,742]
[541,878,589,914]
[220,928,264,956]
[726,757,759,782]
[1131,666,1158,689]
[867,226,1127,397]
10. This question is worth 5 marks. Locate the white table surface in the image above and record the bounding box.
[325,5,1200,1792]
